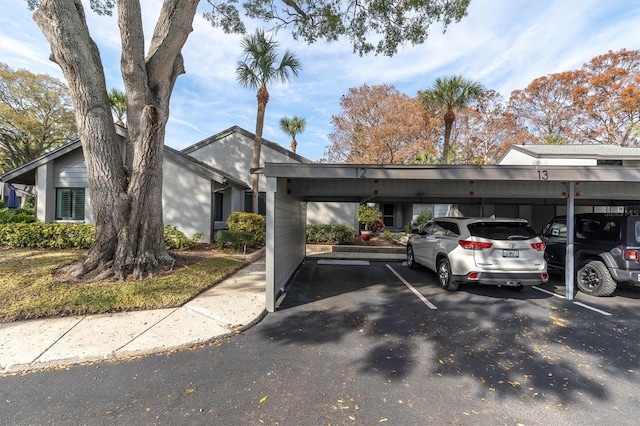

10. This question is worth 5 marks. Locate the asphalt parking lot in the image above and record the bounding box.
[271,258,639,425]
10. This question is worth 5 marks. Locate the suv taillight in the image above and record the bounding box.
[531,242,546,251]
[459,240,493,250]
[623,249,639,261]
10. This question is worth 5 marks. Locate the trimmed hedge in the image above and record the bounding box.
[0,223,95,248]
[306,224,356,244]
[0,223,202,250]
[216,230,255,251]
[226,212,265,246]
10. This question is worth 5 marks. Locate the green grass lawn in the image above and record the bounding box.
[0,247,246,323]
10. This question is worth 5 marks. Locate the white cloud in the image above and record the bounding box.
[2,0,639,161]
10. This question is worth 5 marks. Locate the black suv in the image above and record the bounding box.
[541,213,640,296]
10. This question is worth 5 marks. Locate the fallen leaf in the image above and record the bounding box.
[259,396,268,404]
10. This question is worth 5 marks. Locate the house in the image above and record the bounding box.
[497,144,640,166]
[0,127,255,242]
[182,126,360,230]
[0,125,361,240]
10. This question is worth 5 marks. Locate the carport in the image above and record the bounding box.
[263,164,640,312]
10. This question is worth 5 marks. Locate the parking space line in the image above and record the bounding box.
[386,265,437,310]
[533,286,612,316]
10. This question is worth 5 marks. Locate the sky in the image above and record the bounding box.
[1,0,639,162]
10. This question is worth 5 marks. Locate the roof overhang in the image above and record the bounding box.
[264,163,640,205]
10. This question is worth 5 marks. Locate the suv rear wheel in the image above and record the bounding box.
[576,260,617,296]
[438,258,459,291]
[407,245,417,269]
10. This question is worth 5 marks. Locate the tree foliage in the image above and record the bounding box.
[507,49,640,147]
[327,84,437,164]
[327,49,640,165]
[236,28,301,213]
[279,115,306,153]
[108,88,127,127]
[0,62,77,173]
[419,75,484,164]
[210,0,471,56]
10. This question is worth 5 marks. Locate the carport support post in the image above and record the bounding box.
[565,181,575,300]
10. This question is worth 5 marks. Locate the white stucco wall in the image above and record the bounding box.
[187,132,300,190]
[499,149,596,166]
[306,202,358,228]
[162,157,212,242]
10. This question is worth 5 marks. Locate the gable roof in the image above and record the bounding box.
[500,144,640,162]
[1,139,249,189]
[0,139,83,185]
[164,146,249,189]
[181,125,314,164]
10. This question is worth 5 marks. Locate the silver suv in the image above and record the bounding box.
[407,217,548,292]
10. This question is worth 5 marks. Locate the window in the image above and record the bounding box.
[244,191,266,216]
[56,188,85,220]
[597,159,622,166]
[214,193,224,222]
[381,204,394,227]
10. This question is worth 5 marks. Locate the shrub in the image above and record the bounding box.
[371,218,385,233]
[0,223,95,248]
[23,196,36,210]
[0,207,36,224]
[216,230,255,251]
[383,229,402,242]
[163,225,204,250]
[416,209,433,227]
[306,224,356,244]
[227,212,265,246]
[356,204,382,231]
[0,200,5,209]
[0,223,202,250]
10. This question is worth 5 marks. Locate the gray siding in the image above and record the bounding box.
[53,149,88,187]
[266,176,306,312]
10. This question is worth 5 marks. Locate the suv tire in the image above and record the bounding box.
[576,260,617,296]
[438,258,459,291]
[407,245,418,269]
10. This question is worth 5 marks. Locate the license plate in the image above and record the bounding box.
[503,249,519,258]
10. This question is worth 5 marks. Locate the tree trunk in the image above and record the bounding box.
[34,0,198,280]
[442,108,456,164]
[252,83,269,214]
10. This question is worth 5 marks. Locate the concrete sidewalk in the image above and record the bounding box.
[0,255,267,374]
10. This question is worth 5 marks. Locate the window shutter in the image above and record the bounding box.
[73,189,85,220]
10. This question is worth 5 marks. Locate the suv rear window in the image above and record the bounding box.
[467,222,537,240]
[575,217,621,242]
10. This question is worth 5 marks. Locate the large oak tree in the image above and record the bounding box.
[0,62,77,173]
[25,0,471,280]
[327,84,437,164]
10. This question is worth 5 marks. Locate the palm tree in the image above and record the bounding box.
[279,116,306,153]
[421,76,484,164]
[108,88,127,127]
[236,29,301,213]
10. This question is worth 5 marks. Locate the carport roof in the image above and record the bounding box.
[264,163,640,205]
